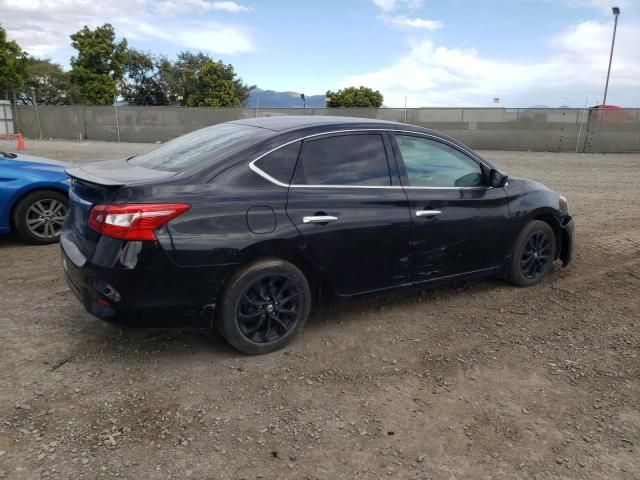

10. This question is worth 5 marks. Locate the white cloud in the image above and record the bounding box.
[341,20,640,107]
[371,0,423,12]
[0,0,254,59]
[0,0,144,58]
[1,0,146,15]
[210,1,251,12]
[372,0,397,11]
[154,0,252,15]
[379,14,443,30]
[132,20,253,54]
[180,26,253,53]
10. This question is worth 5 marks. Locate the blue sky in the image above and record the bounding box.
[3,0,639,107]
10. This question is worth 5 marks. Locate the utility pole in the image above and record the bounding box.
[31,88,43,140]
[404,96,408,123]
[602,7,620,105]
[114,95,121,143]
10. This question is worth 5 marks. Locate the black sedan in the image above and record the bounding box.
[61,116,574,354]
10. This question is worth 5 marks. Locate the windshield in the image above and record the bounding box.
[129,123,271,172]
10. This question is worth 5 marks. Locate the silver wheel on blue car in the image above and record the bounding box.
[218,258,311,355]
[13,190,69,245]
[508,220,556,287]
[26,198,67,239]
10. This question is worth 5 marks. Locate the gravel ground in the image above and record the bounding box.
[1,140,639,479]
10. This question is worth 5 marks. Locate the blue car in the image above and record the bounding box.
[0,150,70,244]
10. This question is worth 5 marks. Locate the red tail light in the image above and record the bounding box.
[88,203,191,241]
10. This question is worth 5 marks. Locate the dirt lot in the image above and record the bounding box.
[1,140,639,479]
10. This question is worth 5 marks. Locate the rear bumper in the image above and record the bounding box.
[60,231,235,329]
[559,215,574,266]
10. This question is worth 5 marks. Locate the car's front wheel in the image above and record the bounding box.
[12,190,69,245]
[217,258,311,355]
[508,220,557,287]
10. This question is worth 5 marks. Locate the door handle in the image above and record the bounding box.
[303,215,339,224]
[416,210,442,217]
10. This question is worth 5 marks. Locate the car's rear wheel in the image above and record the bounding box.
[508,220,556,287]
[12,190,69,245]
[217,258,311,355]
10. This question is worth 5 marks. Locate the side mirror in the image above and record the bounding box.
[490,169,508,188]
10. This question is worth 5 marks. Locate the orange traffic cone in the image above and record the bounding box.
[17,133,26,150]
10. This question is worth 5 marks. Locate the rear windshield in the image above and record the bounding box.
[129,123,271,172]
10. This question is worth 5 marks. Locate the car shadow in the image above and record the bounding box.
[0,233,27,247]
[306,276,508,329]
[75,274,516,363]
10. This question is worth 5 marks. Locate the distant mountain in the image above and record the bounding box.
[246,89,326,108]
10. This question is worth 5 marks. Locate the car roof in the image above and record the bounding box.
[228,115,494,169]
[230,115,410,132]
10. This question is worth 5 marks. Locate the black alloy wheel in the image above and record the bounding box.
[237,275,302,343]
[508,220,556,287]
[520,231,552,280]
[218,258,311,355]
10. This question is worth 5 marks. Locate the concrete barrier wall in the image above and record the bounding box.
[15,105,640,153]
[1,100,14,134]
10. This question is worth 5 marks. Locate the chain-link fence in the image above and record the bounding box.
[15,105,640,152]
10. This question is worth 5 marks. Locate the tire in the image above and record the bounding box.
[217,258,311,355]
[508,220,556,287]
[12,190,69,245]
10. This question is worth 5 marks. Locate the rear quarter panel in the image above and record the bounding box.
[116,162,303,269]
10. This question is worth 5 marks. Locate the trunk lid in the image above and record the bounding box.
[66,159,179,186]
[64,159,178,256]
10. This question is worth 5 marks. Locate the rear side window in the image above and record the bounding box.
[254,141,302,184]
[293,134,391,186]
[129,123,271,172]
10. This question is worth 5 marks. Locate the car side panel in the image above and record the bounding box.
[0,177,69,234]
[403,187,512,279]
[503,177,567,259]
[286,185,412,295]
[284,132,412,296]
[387,132,511,279]
[121,163,303,268]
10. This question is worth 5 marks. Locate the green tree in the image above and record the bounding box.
[156,55,182,104]
[166,52,253,107]
[173,52,210,104]
[69,24,127,105]
[19,58,73,105]
[186,59,252,107]
[0,24,27,98]
[120,49,167,105]
[326,86,383,108]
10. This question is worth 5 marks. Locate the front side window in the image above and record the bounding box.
[293,134,391,186]
[395,135,483,188]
